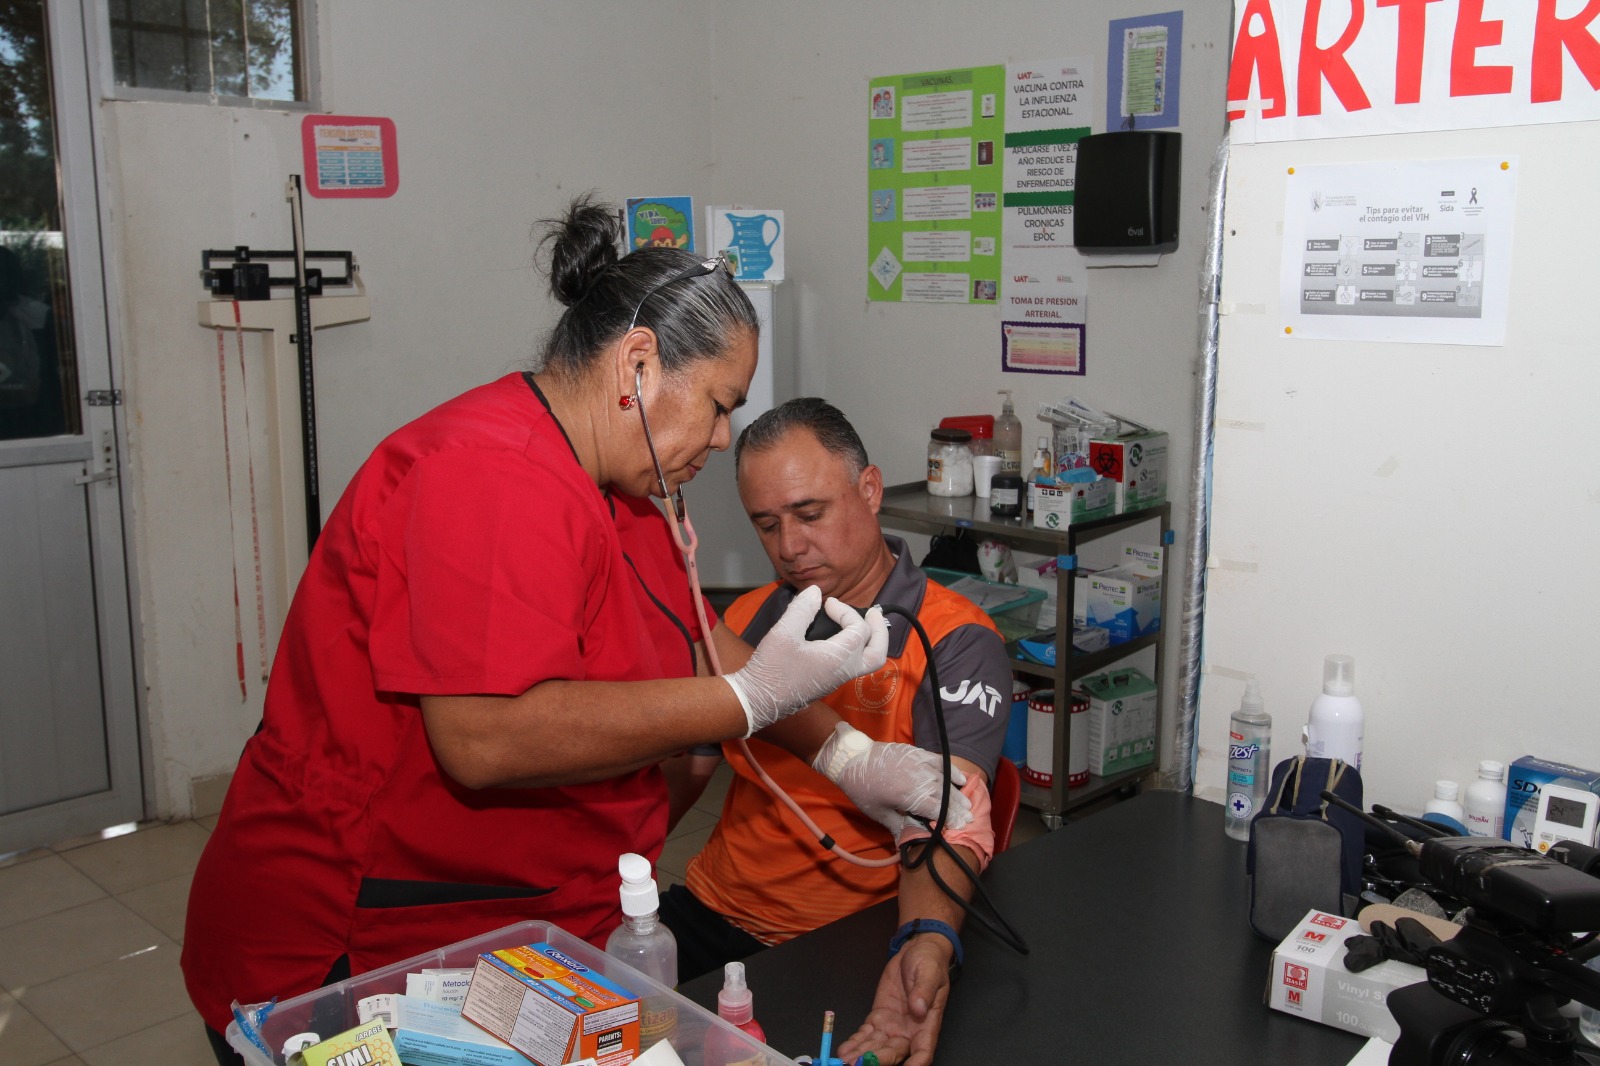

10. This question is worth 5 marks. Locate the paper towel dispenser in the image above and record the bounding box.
[1073,131,1181,256]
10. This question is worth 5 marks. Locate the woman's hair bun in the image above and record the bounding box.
[538,193,621,307]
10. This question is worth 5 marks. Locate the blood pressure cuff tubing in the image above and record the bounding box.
[897,770,995,872]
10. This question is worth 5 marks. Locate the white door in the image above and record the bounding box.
[0,0,142,852]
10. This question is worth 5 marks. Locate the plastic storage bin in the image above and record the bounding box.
[924,567,1047,641]
[226,920,796,1066]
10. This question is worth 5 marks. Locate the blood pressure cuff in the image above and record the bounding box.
[898,770,995,872]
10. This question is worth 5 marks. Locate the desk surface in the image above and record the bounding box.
[681,790,1366,1065]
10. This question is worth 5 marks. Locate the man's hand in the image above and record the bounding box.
[836,937,953,1066]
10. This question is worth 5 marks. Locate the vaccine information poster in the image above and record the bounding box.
[867,65,1005,303]
[999,57,1095,374]
[1279,157,1517,346]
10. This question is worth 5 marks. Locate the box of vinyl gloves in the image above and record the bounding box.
[1266,910,1425,1042]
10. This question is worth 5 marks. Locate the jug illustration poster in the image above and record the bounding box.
[626,197,696,252]
[705,207,786,282]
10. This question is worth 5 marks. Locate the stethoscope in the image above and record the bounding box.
[628,360,899,869]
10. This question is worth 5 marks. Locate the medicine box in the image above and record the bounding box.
[1085,567,1161,644]
[1504,756,1600,848]
[462,943,641,1066]
[1080,667,1158,776]
[224,921,788,1066]
[1032,477,1114,530]
[1266,910,1425,1042]
[1088,430,1168,513]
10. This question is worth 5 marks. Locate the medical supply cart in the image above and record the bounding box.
[876,483,1170,829]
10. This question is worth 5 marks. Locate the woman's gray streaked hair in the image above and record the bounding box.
[536,197,758,377]
[735,397,869,481]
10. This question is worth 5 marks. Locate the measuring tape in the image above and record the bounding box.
[213,302,271,698]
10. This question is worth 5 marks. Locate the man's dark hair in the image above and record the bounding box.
[735,397,869,480]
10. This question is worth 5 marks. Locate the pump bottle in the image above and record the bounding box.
[705,960,766,1066]
[1026,435,1052,514]
[1225,678,1272,841]
[1462,760,1507,838]
[1304,654,1363,769]
[605,853,678,1048]
[995,390,1022,474]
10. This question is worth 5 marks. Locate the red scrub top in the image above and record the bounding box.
[182,373,710,1033]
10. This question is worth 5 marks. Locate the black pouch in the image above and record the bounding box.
[920,530,981,573]
[1246,756,1365,941]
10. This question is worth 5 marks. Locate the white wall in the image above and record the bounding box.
[706,0,1234,775]
[105,0,720,817]
[1197,121,1600,811]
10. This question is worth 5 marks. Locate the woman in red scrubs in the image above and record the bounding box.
[184,198,888,1061]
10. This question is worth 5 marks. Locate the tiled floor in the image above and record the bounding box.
[0,763,1051,1065]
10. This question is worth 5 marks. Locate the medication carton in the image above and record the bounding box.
[1089,429,1168,513]
[1032,477,1113,530]
[297,1020,402,1066]
[391,995,525,1066]
[1266,910,1425,1042]
[462,942,641,1066]
[1086,568,1161,644]
[1504,756,1600,848]
[1080,667,1158,776]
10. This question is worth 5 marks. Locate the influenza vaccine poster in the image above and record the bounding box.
[1280,157,1517,346]
[867,65,1004,303]
[1000,57,1095,374]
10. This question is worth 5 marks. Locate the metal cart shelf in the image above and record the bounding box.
[877,482,1171,828]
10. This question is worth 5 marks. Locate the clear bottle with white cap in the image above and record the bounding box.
[605,853,678,1047]
[1304,654,1363,770]
[1462,760,1508,838]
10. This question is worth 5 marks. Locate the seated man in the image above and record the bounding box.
[659,398,1012,1066]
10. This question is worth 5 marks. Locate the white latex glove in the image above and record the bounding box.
[722,586,890,735]
[811,722,972,838]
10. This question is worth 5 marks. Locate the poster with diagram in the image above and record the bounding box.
[867,65,1005,303]
[1280,157,1516,346]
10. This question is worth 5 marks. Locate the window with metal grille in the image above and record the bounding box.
[107,0,312,104]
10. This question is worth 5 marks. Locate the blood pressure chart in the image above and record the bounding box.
[1280,157,1516,346]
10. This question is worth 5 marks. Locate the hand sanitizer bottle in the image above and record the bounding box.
[1225,678,1272,841]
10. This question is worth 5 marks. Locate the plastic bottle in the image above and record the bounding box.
[1580,955,1600,1047]
[605,853,678,1048]
[1026,435,1052,513]
[1225,678,1272,842]
[705,960,766,1066]
[1304,654,1363,769]
[1424,781,1466,824]
[995,390,1023,474]
[1462,760,1507,838]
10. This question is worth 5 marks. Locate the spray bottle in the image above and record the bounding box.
[1304,654,1363,770]
[705,960,766,1065]
[605,853,678,1048]
[995,390,1022,474]
[1225,678,1272,841]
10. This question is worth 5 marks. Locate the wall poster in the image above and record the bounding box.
[1280,157,1517,346]
[867,65,1005,304]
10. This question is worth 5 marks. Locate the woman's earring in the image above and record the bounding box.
[619,395,637,411]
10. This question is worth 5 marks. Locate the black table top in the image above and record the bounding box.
[681,790,1367,1065]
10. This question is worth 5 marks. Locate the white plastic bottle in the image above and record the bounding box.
[1304,654,1363,769]
[995,390,1023,474]
[1462,760,1508,838]
[1225,678,1273,842]
[1424,781,1465,824]
[605,853,678,1047]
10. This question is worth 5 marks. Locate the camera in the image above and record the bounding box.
[1383,834,1600,1065]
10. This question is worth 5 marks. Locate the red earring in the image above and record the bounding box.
[619,395,637,411]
